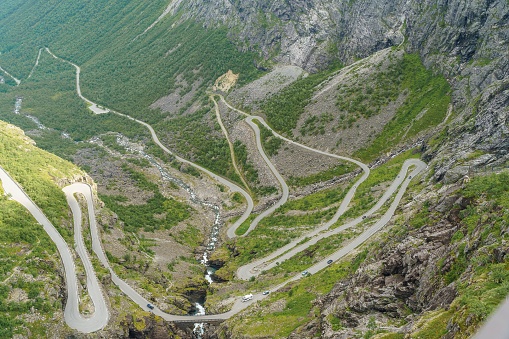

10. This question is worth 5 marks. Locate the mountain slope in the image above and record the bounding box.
[0,1,508,338]
[0,121,82,338]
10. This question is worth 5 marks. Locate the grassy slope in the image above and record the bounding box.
[0,120,82,337]
[0,0,262,182]
[354,53,451,162]
[259,51,450,163]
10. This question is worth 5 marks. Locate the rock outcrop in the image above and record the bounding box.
[292,180,508,338]
[171,0,509,179]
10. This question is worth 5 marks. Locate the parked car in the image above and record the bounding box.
[327,259,333,265]
[262,291,270,295]
[302,270,309,276]
[147,303,154,310]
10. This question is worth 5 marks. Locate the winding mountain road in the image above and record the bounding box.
[237,159,426,280]
[45,48,109,114]
[0,168,109,333]
[0,65,21,85]
[237,159,425,280]
[219,95,371,237]
[2,48,429,330]
[0,157,425,326]
[210,95,251,193]
[45,47,254,235]
[241,116,290,236]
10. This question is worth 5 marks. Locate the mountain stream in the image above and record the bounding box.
[113,134,221,339]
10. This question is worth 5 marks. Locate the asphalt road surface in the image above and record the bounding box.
[2,49,430,330]
[0,168,109,333]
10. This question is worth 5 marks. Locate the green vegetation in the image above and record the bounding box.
[261,65,341,136]
[332,149,421,228]
[355,54,450,161]
[288,163,356,187]
[328,314,343,331]
[232,207,337,265]
[257,121,283,156]
[0,1,262,183]
[0,50,148,161]
[0,120,84,337]
[279,183,350,213]
[334,60,404,130]
[81,20,261,123]
[443,172,509,326]
[223,169,509,339]
[157,105,242,184]
[0,2,261,113]
[121,164,158,191]
[173,224,205,248]
[225,250,368,338]
[101,134,129,154]
[253,185,278,197]
[377,334,405,339]
[0,281,56,338]
[411,310,453,338]
[99,166,191,232]
[233,140,259,185]
[300,112,334,136]
[268,230,357,276]
[234,214,257,236]
[222,182,351,267]
[373,171,509,337]
[0,121,80,235]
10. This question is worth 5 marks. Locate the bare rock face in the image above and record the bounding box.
[285,177,509,338]
[171,1,509,179]
[173,0,406,71]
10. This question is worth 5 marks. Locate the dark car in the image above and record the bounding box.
[147,303,154,310]
[327,259,333,265]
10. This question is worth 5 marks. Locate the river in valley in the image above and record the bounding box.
[113,134,221,338]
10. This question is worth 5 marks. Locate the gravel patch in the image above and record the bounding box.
[296,49,407,155]
[229,65,305,110]
[150,74,203,115]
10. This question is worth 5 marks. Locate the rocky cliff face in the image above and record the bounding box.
[172,0,508,170]
[287,172,509,338]
[309,187,464,338]
[405,0,509,182]
[174,0,406,70]
[173,0,507,77]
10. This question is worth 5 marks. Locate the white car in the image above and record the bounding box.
[241,294,253,302]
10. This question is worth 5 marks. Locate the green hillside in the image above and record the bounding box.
[0,120,82,337]
[0,1,261,180]
[0,0,261,117]
[1,1,504,338]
